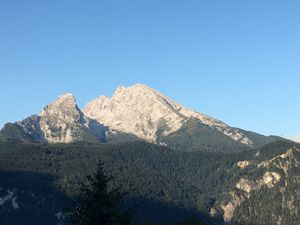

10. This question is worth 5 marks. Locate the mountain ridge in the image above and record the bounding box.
[0,83,285,152]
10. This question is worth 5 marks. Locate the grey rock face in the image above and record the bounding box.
[83,84,255,146]
[39,93,89,143]
[1,94,106,143]
[0,84,285,147]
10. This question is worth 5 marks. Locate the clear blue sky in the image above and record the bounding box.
[0,0,299,138]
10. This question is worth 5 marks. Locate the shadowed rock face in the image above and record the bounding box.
[16,115,45,141]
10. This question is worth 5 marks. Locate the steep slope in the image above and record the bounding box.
[160,118,251,152]
[211,141,300,225]
[38,93,105,143]
[0,83,284,150]
[83,83,282,150]
[0,122,38,142]
[0,141,224,225]
[0,94,106,143]
[0,140,299,225]
[238,129,285,147]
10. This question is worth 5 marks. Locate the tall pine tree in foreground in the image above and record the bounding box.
[67,161,134,225]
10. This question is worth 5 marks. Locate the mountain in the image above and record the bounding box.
[0,140,299,225]
[295,134,300,143]
[0,93,107,143]
[211,141,300,225]
[83,84,283,151]
[0,84,284,152]
[83,84,251,144]
[0,84,298,225]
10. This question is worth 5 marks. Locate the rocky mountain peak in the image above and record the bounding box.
[40,93,77,116]
[1,84,282,148]
[83,84,189,142]
[83,83,254,145]
[111,83,163,102]
[115,83,154,92]
[39,94,90,143]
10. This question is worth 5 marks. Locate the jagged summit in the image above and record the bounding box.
[56,92,75,101]
[57,92,75,98]
[40,93,78,117]
[115,83,153,91]
[50,93,76,103]
[111,83,165,101]
[39,93,87,143]
[83,83,190,142]
[83,83,253,145]
[0,84,284,150]
[0,93,106,143]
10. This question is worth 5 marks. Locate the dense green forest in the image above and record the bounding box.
[0,140,299,225]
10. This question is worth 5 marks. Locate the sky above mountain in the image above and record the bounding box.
[0,1,299,139]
